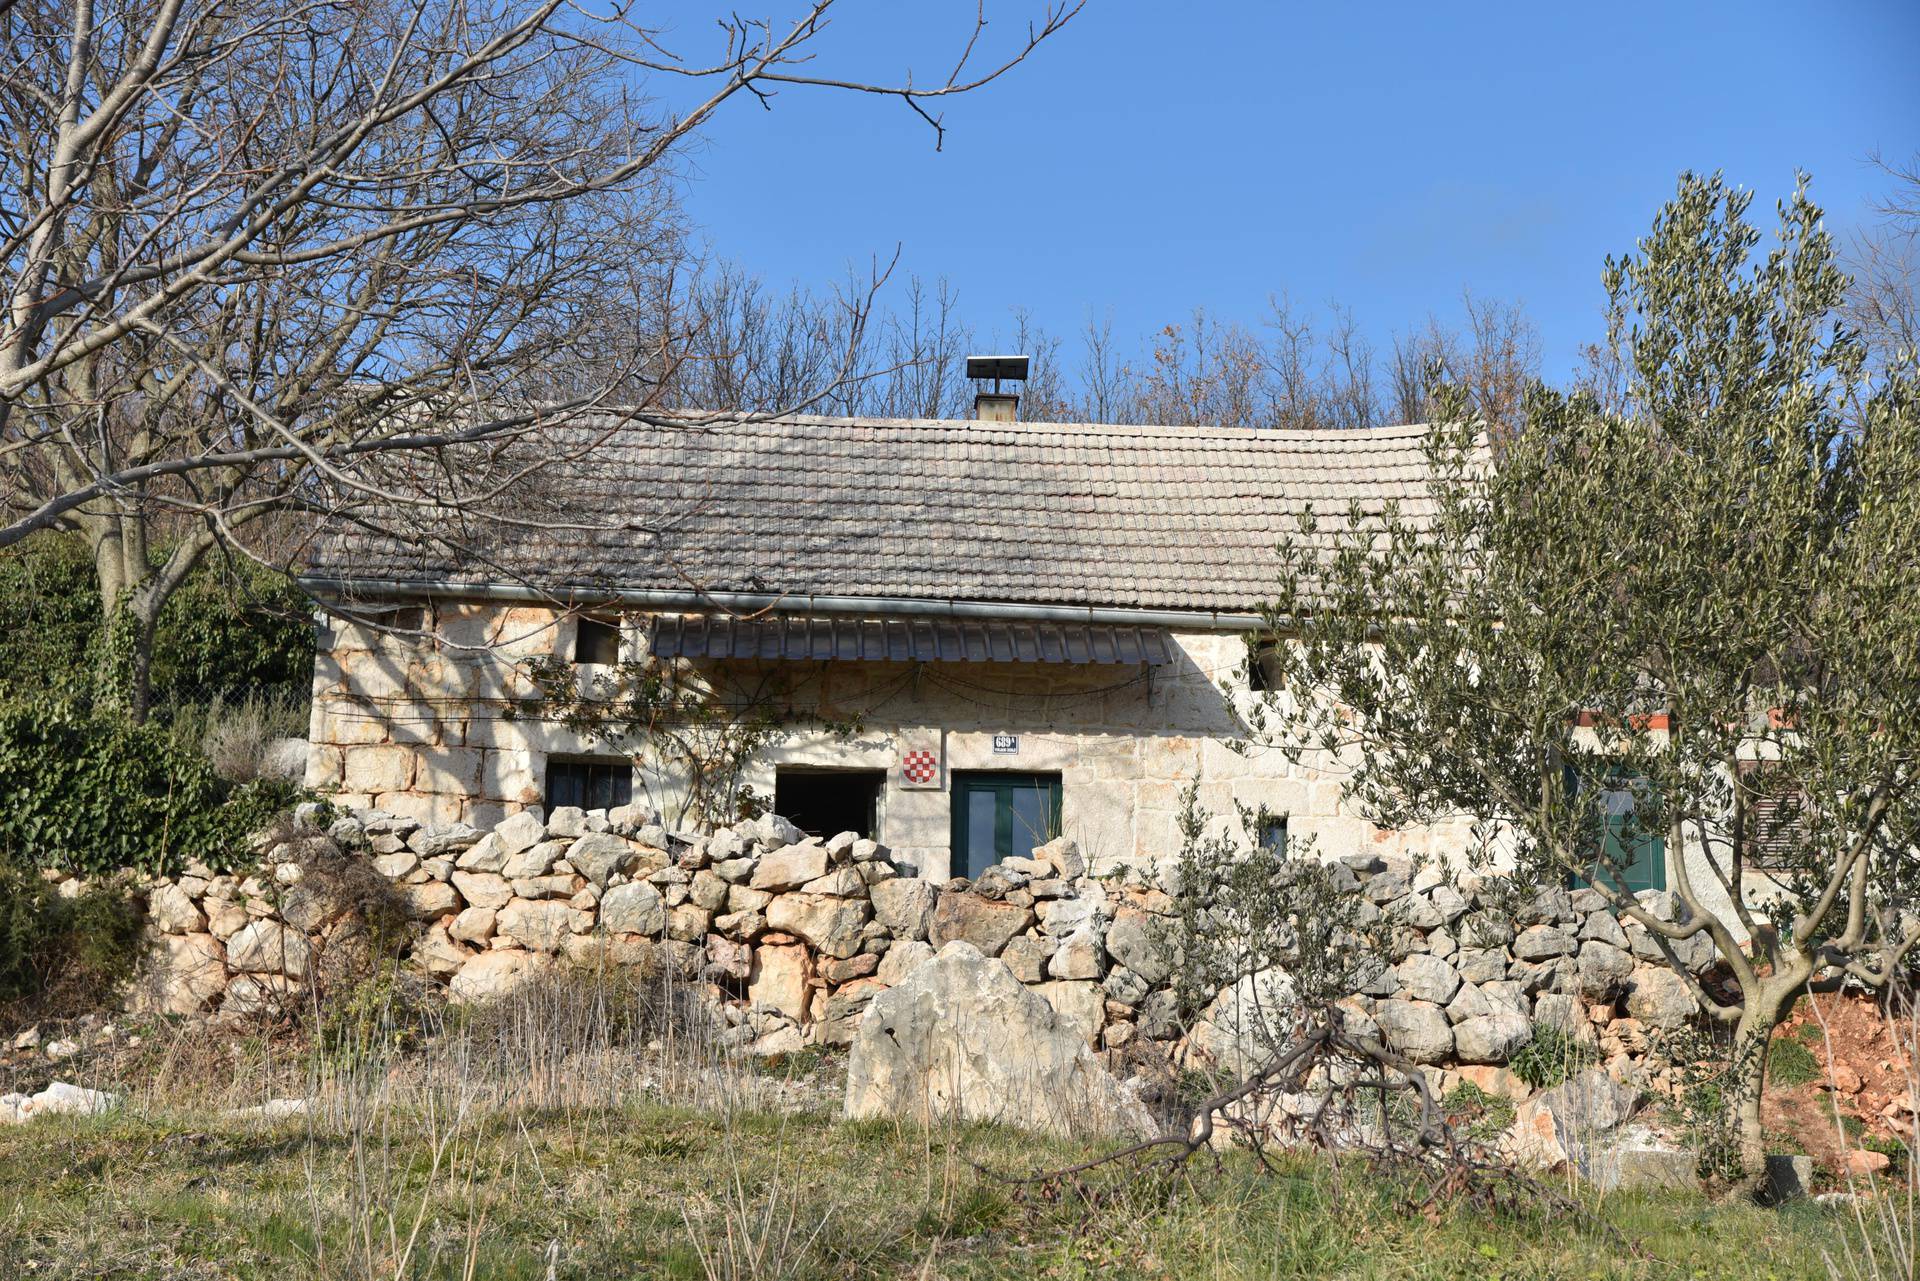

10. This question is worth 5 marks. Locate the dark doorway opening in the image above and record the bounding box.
[774,769,884,841]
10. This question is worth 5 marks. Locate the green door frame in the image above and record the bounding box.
[950,771,1063,878]
[1567,769,1668,894]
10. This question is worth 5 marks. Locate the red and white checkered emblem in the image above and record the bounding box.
[901,749,937,785]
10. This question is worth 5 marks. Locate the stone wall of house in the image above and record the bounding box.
[120,803,1711,1084]
[305,602,1479,881]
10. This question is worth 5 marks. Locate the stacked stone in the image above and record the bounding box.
[1336,855,1715,1074]
[109,808,1714,1081]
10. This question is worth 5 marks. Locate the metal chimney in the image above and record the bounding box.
[966,354,1029,422]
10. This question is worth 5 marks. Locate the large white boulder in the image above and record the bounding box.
[141,932,228,1015]
[844,940,1151,1137]
[449,949,549,1002]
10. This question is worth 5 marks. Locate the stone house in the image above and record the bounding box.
[300,407,1498,884]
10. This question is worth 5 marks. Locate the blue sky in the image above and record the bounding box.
[654,1,1920,385]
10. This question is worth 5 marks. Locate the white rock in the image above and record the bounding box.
[1392,953,1463,1005]
[149,883,205,935]
[493,809,548,856]
[449,907,497,944]
[449,870,512,910]
[844,941,1151,1138]
[449,949,550,1002]
[226,920,312,978]
[454,833,508,873]
[142,932,228,1015]
[21,1081,119,1120]
[565,833,632,888]
[751,844,829,892]
[496,899,573,952]
[599,881,666,936]
[1454,1011,1534,1064]
[875,939,935,985]
[371,851,420,880]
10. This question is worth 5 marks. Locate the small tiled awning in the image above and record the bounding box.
[651,615,1176,666]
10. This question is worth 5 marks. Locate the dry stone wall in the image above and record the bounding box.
[105,802,1718,1086]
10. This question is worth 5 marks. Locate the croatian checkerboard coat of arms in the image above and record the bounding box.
[897,730,942,789]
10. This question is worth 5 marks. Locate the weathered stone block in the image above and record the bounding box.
[599,882,665,936]
[928,892,1033,958]
[751,844,830,892]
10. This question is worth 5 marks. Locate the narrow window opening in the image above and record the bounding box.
[1247,639,1283,692]
[1259,814,1289,857]
[574,616,621,665]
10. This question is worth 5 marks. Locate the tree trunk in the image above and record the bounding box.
[1730,1018,1770,1195]
[93,593,158,722]
[1725,975,1804,1201]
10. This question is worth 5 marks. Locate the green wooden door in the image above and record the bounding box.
[951,772,1062,879]
[1573,773,1667,894]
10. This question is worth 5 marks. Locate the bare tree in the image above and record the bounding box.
[0,0,1081,716]
[1847,151,1920,371]
[1388,293,1540,432]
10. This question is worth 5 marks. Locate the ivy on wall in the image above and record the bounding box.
[0,702,297,876]
[0,535,314,875]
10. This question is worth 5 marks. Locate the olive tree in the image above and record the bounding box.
[1256,172,1920,1192]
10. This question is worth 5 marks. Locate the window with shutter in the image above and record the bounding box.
[1738,760,1807,871]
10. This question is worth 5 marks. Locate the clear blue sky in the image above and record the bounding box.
[653,1,1920,385]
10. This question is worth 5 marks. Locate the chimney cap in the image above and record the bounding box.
[965,354,1029,382]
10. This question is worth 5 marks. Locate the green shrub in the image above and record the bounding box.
[0,700,299,876]
[150,559,314,708]
[1766,1036,1822,1087]
[1508,1020,1598,1090]
[320,968,444,1063]
[0,863,146,1020]
[0,533,313,713]
[1442,1080,1518,1141]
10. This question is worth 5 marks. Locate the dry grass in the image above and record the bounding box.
[0,963,1863,1279]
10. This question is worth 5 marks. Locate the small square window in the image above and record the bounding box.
[1259,815,1289,857]
[545,758,632,811]
[574,617,621,665]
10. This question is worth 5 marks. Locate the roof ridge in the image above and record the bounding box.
[603,407,1434,443]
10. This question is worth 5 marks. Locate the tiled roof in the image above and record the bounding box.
[310,411,1445,614]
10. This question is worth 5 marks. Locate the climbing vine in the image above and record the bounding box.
[510,652,863,826]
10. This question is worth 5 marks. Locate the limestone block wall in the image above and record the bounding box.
[306,602,1480,881]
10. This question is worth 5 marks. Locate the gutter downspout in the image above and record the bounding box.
[296,576,1275,633]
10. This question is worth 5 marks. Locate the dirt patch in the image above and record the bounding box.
[1760,990,1913,1174]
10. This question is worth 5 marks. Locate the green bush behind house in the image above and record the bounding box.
[0,534,316,876]
[0,534,314,709]
[0,701,300,875]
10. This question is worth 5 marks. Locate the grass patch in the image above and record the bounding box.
[1768,1036,1823,1088]
[1510,1019,1599,1090]
[1442,1080,1517,1142]
[0,1096,1857,1278]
